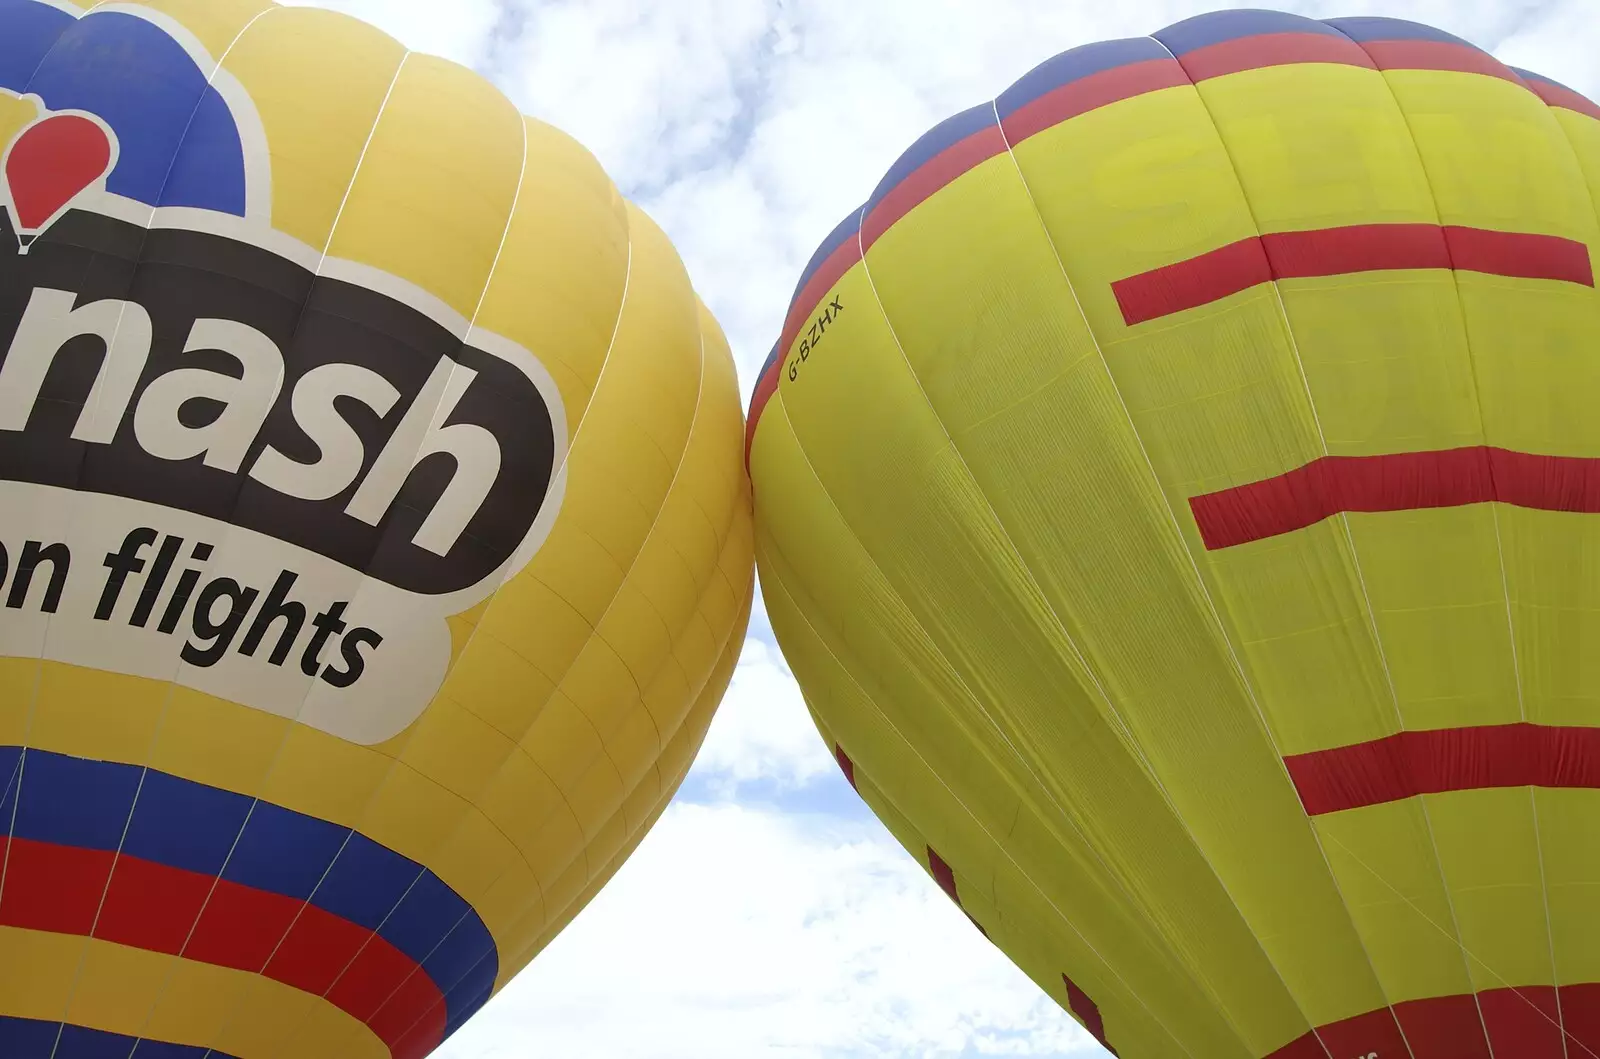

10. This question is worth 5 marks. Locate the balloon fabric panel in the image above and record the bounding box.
[748,10,1600,1059]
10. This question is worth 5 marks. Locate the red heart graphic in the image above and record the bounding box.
[4,113,114,237]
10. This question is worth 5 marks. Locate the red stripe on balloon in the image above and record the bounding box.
[0,835,445,1055]
[1187,446,1600,551]
[1523,77,1600,122]
[1061,975,1118,1055]
[1177,32,1375,82]
[1114,224,1593,325]
[860,126,1008,251]
[833,744,857,790]
[926,846,987,938]
[1267,985,1590,1058]
[1285,723,1600,817]
[1361,39,1525,84]
[1000,59,1189,144]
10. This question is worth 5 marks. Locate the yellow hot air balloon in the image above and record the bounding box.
[748,10,1600,1059]
[0,2,752,1056]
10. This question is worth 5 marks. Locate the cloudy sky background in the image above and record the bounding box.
[283,3,1599,1056]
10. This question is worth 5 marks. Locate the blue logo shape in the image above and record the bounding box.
[0,0,251,218]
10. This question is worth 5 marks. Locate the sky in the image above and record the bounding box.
[289,3,1600,1056]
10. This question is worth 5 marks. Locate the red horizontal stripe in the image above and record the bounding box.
[1268,984,1594,1058]
[1264,222,1448,277]
[0,836,444,1055]
[1188,446,1600,550]
[1001,59,1189,144]
[1179,32,1374,82]
[1447,224,1595,285]
[1526,78,1600,121]
[1363,39,1524,83]
[1115,224,1594,325]
[861,126,1008,250]
[1113,236,1270,325]
[1285,722,1600,816]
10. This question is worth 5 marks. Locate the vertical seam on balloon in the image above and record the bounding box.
[502,233,706,863]
[752,521,1206,1059]
[1332,24,1585,1058]
[1138,30,1422,1059]
[500,562,750,976]
[375,232,717,1054]
[390,209,644,963]
[1507,78,1600,1059]
[248,74,549,1059]
[183,44,417,1059]
[515,573,752,965]
[989,77,1342,1059]
[377,302,745,1030]
[45,768,150,1059]
[302,105,539,1043]
[1317,43,1528,1036]
[368,193,728,1046]
[1320,32,1511,1059]
[762,331,1218,1058]
[1528,96,1600,1059]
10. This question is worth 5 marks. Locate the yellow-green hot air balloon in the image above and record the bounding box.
[747,10,1600,1059]
[0,2,753,1056]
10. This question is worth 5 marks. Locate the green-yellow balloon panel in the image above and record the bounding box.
[748,11,1600,1059]
[0,1,752,1056]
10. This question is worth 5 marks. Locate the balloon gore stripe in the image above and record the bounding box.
[1188,446,1600,551]
[0,747,497,1058]
[1113,224,1594,325]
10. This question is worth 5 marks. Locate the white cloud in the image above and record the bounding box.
[689,637,835,794]
[433,799,1095,1059]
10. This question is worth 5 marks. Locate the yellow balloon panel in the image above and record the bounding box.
[749,11,1600,1059]
[0,2,752,1058]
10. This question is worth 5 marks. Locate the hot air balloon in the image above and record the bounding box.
[747,9,1600,1059]
[0,1,753,1056]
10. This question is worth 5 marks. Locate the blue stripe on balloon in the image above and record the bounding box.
[0,1016,242,1058]
[1323,16,1477,46]
[995,37,1173,120]
[0,0,72,89]
[788,209,862,302]
[1153,9,1346,56]
[863,103,997,217]
[1,747,498,1030]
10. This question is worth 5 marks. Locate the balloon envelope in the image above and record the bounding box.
[0,1,753,1056]
[748,10,1600,1059]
